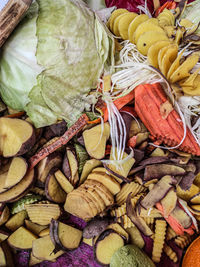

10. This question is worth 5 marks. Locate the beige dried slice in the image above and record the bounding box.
[107,223,129,241]
[160,44,178,76]
[83,123,110,159]
[79,159,102,185]
[87,172,120,195]
[108,9,129,31]
[118,12,138,40]
[54,169,74,193]
[158,45,172,70]
[113,13,129,36]
[38,228,49,237]
[0,206,10,226]
[32,235,63,261]
[0,172,8,193]
[84,179,114,207]
[66,148,79,185]
[45,172,66,203]
[167,50,184,80]
[25,220,48,236]
[29,252,44,266]
[128,14,149,43]
[25,203,61,225]
[170,53,199,83]
[64,192,94,221]
[7,226,37,250]
[5,210,27,232]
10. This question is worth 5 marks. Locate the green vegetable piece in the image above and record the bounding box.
[74,143,89,174]
[11,194,42,214]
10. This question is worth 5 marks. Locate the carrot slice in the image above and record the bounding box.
[87,118,101,124]
[155,1,176,16]
[29,114,89,169]
[5,111,25,118]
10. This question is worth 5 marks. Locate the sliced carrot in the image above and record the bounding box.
[5,111,25,118]
[155,1,176,16]
[87,118,101,124]
[29,114,89,169]
[127,136,137,148]
[182,236,200,267]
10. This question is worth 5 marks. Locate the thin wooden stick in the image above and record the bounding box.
[0,0,32,47]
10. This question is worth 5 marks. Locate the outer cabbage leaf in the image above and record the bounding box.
[0,2,43,110]
[181,0,200,33]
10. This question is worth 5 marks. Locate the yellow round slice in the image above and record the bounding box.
[147,40,171,68]
[118,12,138,40]
[160,44,178,76]
[167,50,184,80]
[134,21,165,44]
[128,14,149,43]
[148,18,159,25]
[112,13,130,36]
[136,31,168,56]
[108,8,129,32]
[158,45,171,71]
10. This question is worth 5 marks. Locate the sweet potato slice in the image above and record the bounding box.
[54,170,74,193]
[83,218,110,239]
[0,206,9,226]
[39,228,50,237]
[0,118,35,157]
[36,152,62,185]
[160,188,177,217]
[25,203,61,225]
[83,123,110,159]
[107,223,129,242]
[52,220,82,250]
[4,157,28,189]
[0,168,35,203]
[0,241,14,267]
[29,252,44,266]
[126,226,145,249]
[87,172,120,195]
[79,159,102,184]
[0,172,8,194]
[25,220,47,236]
[5,210,27,231]
[45,171,66,203]
[7,226,37,250]
[0,230,9,242]
[82,186,106,213]
[94,229,125,266]
[63,147,79,186]
[32,235,63,261]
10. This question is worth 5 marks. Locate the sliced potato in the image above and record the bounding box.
[113,13,129,36]
[118,12,138,40]
[134,21,165,44]
[179,18,193,28]
[0,230,9,242]
[128,14,149,43]
[126,226,145,248]
[0,241,14,267]
[83,237,93,246]
[147,40,171,68]
[136,31,168,56]
[108,9,129,31]
[170,53,199,83]
[38,228,49,237]
[7,226,37,250]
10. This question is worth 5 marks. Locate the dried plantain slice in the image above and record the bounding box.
[25,203,61,225]
[167,50,184,80]
[118,12,138,40]
[160,44,178,76]
[108,9,129,32]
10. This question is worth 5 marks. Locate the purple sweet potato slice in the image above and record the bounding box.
[83,218,110,239]
[126,194,153,237]
[94,229,125,266]
[140,175,176,210]
[144,164,185,180]
[178,172,196,191]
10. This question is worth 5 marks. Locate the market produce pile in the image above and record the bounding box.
[0,0,200,266]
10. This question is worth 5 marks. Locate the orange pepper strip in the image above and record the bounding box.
[87,118,101,124]
[156,202,195,235]
[104,90,135,122]
[5,111,25,118]
[155,1,176,16]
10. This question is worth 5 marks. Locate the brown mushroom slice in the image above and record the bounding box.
[32,235,63,261]
[25,203,61,225]
[45,171,66,203]
[7,226,37,250]
[94,229,125,266]
[87,172,120,195]
[0,118,35,157]
[0,168,35,203]
[4,157,28,189]
[5,210,27,232]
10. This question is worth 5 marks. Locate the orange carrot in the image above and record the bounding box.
[127,136,137,148]
[5,111,25,118]
[87,118,101,124]
[155,1,176,16]
[29,114,89,169]
[182,236,200,267]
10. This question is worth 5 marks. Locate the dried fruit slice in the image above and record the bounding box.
[94,229,125,266]
[0,230,9,242]
[4,157,28,189]
[0,172,8,194]
[39,228,49,237]
[160,44,178,76]
[32,235,63,261]
[7,226,37,250]
[126,227,145,249]
[87,172,120,195]
[167,49,184,80]
[25,203,61,225]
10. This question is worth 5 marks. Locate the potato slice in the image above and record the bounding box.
[128,14,149,43]
[134,21,165,44]
[83,123,110,159]
[160,44,178,76]
[8,226,37,250]
[179,18,193,28]
[32,235,63,261]
[87,172,120,195]
[167,50,184,79]
[177,184,199,201]
[0,168,35,203]
[25,203,61,225]
[108,9,129,31]
[4,157,28,189]
[94,229,125,265]
[5,210,27,231]
[147,40,170,68]
[118,12,138,40]
[79,159,102,185]
[137,31,168,56]
[170,53,199,83]
[83,237,93,246]
[29,252,44,266]
[54,169,74,193]
[0,118,35,157]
